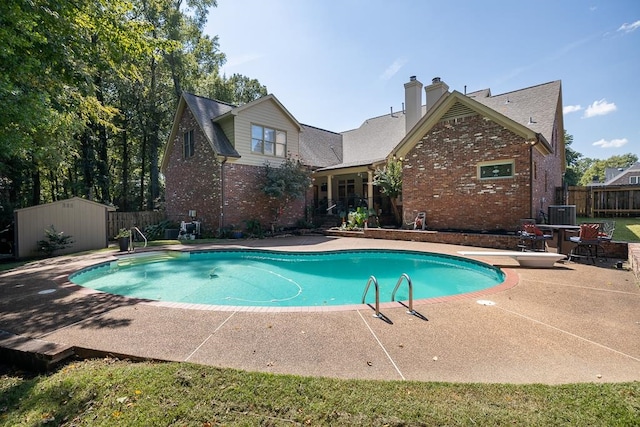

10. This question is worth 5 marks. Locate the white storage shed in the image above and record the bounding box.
[14,197,115,258]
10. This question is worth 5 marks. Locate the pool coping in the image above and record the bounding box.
[60,248,519,313]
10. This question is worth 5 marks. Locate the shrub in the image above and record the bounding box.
[37,226,73,256]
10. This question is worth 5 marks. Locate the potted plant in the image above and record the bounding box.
[115,228,131,252]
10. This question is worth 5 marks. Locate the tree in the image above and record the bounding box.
[262,158,311,231]
[199,73,267,105]
[563,131,583,186]
[579,154,638,185]
[373,157,403,225]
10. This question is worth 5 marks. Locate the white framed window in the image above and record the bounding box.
[477,160,514,180]
[251,124,286,157]
[630,176,640,184]
[183,130,194,158]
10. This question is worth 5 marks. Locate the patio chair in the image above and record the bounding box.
[568,223,603,264]
[598,220,615,241]
[413,212,426,230]
[517,221,552,252]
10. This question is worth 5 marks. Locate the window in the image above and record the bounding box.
[478,160,514,179]
[630,176,640,184]
[251,124,286,157]
[183,130,194,158]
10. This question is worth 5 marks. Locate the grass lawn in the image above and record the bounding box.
[577,217,640,243]
[1,359,638,426]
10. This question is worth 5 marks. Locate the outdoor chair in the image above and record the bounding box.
[517,221,552,252]
[568,223,603,264]
[413,212,426,230]
[598,220,615,241]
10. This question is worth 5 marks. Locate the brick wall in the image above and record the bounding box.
[165,109,308,235]
[402,114,535,232]
[164,108,222,236]
[222,163,306,231]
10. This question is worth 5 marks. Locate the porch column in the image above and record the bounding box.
[367,170,374,211]
[327,175,334,214]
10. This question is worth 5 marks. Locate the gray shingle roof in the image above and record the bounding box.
[299,124,343,168]
[182,92,240,158]
[471,81,561,144]
[315,81,561,172]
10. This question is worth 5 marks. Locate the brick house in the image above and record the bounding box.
[600,162,640,186]
[161,75,565,234]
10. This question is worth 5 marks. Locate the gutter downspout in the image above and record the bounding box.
[219,156,228,235]
[529,140,536,219]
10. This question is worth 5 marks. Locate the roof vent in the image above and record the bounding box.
[432,77,441,84]
[410,75,416,81]
[528,116,536,124]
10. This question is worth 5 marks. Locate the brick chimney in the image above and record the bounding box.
[425,77,449,112]
[404,75,423,134]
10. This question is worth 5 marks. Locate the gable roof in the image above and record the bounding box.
[471,80,561,147]
[212,94,302,131]
[391,89,552,160]
[315,80,561,173]
[161,92,240,172]
[603,161,640,185]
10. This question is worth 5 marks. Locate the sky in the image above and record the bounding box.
[205,0,639,161]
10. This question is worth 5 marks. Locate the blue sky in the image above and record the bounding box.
[205,0,639,161]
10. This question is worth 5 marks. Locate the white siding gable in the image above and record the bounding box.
[231,99,301,167]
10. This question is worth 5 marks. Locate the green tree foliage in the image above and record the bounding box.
[0,0,267,226]
[262,158,311,229]
[578,153,638,185]
[373,157,403,225]
[563,131,583,186]
[199,73,268,105]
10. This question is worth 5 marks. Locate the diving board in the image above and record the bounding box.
[457,251,566,268]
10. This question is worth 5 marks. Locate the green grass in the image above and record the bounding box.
[1,359,638,426]
[577,217,640,243]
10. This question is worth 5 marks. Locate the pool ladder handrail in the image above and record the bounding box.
[391,273,416,315]
[128,226,148,252]
[361,275,381,318]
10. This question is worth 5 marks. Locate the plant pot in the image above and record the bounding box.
[118,237,129,252]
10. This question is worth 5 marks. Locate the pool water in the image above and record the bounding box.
[70,249,505,307]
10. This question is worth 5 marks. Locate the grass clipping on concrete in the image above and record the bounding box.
[1,359,638,426]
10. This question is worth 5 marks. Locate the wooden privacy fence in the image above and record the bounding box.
[108,211,165,239]
[566,185,640,217]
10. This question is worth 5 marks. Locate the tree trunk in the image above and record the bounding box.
[390,197,401,226]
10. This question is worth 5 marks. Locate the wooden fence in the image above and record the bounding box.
[566,185,640,217]
[108,211,165,239]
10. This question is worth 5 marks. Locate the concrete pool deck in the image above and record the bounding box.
[1,235,639,384]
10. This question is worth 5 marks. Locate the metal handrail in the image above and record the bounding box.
[128,227,148,251]
[361,275,381,318]
[391,273,416,315]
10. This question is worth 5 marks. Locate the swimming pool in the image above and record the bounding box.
[69,249,505,308]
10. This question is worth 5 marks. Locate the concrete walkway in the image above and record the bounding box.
[1,236,638,384]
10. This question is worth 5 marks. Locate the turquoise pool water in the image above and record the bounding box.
[70,249,505,307]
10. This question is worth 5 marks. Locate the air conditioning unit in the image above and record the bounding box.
[548,205,576,225]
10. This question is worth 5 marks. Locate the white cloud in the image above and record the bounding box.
[592,138,628,148]
[563,105,582,114]
[583,99,617,118]
[618,20,640,33]
[380,58,407,81]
